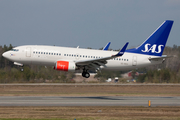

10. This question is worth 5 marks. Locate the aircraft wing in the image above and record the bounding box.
[75,42,129,69]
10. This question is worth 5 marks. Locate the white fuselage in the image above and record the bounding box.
[3,45,163,71]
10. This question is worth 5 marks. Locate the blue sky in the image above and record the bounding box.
[0,0,180,49]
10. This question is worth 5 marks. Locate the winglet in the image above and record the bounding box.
[115,42,129,56]
[103,42,111,50]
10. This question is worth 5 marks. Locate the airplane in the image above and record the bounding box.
[2,20,174,78]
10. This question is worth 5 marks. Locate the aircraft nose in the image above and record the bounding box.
[2,52,9,58]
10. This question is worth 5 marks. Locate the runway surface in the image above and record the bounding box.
[0,96,179,107]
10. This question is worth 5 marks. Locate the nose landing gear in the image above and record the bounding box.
[14,62,24,72]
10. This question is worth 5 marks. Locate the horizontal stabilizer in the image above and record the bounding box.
[148,55,175,61]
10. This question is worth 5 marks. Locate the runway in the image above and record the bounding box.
[0,96,179,107]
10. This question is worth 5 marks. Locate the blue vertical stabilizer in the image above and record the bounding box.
[126,20,173,56]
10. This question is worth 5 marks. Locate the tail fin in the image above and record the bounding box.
[126,20,174,56]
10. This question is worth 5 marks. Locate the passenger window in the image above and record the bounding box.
[74,55,76,57]
[59,53,61,56]
[64,54,66,56]
[124,59,126,61]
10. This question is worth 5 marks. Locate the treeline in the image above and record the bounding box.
[0,44,180,83]
[137,45,180,83]
[0,66,75,83]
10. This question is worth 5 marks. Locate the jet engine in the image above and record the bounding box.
[54,61,76,71]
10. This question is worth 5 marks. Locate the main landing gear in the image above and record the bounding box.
[82,69,90,78]
[20,67,24,72]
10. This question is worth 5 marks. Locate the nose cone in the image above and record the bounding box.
[2,52,9,59]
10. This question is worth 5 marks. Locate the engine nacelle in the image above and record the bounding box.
[54,61,76,71]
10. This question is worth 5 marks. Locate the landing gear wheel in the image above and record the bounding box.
[82,72,85,77]
[82,72,90,78]
[20,68,24,72]
[84,72,90,78]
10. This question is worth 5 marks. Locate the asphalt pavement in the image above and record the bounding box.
[0,96,179,107]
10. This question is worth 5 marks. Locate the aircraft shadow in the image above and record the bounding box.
[61,96,125,100]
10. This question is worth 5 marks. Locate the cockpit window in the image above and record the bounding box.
[11,49,19,51]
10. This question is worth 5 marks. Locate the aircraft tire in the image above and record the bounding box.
[82,72,85,77]
[84,72,90,78]
[82,72,90,78]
